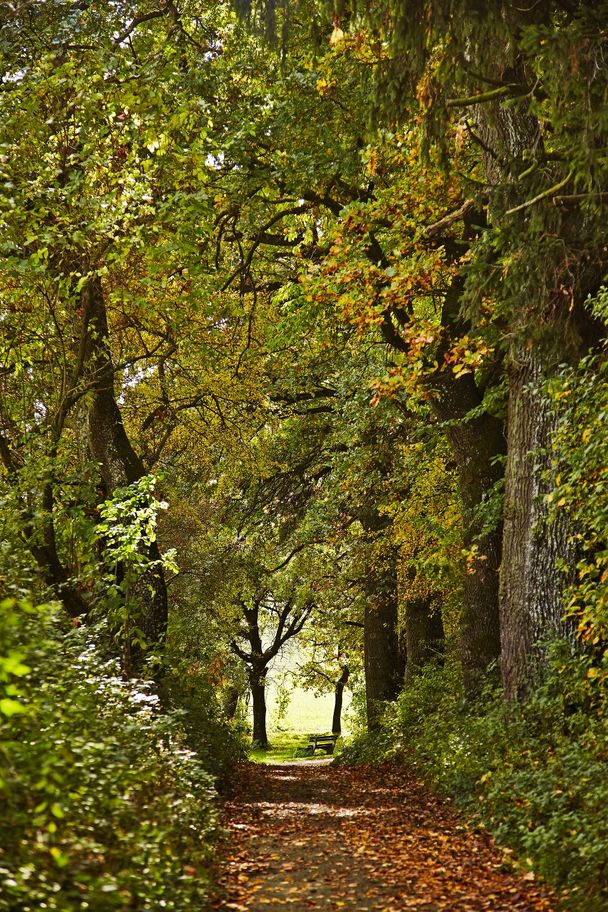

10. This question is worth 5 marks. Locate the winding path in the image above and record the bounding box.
[212,760,555,911]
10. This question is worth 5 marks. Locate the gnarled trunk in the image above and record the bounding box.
[82,276,168,674]
[476,96,594,700]
[499,349,576,700]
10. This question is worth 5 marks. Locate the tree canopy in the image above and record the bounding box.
[1,1,608,908]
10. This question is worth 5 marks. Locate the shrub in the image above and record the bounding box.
[0,599,219,912]
[343,647,608,911]
[162,655,247,781]
[547,342,608,647]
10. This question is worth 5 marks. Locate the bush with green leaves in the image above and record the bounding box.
[342,648,608,911]
[161,649,247,781]
[546,309,608,647]
[0,598,220,912]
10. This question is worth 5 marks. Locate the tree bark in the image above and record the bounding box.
[82,276,168,673]
[332,665,350,735]
[232,594,311,748]
[223,684,242,720]
[364,558,405,729]
[499,348,576,700]
[250,665,269,748]
[383,284,505,698]
[404,595,445,685]
[475,91,599,700]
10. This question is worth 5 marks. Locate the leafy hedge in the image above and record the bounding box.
[341,647,608,911]
[0,599,223,911]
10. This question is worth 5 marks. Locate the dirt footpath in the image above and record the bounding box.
[211,760,556,911]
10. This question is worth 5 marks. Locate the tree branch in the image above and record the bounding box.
[221,204,313,291]
[113,4,172,46]
[446,83,529,109]
[506,169,574,215]
[423,199,475,237]
[230,639,252,662]
[553,191,608,206]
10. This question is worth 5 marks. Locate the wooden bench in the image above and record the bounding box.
[294,733,339,757]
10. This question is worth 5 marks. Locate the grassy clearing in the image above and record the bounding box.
[264,684,347,733]
[246,677,352,763]
[250,731,344,764]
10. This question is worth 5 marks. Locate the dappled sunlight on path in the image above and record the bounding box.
[211,761,556,911]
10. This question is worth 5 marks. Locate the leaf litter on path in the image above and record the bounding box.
[211,760,556,911]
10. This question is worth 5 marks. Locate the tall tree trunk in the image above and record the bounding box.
[404,595,445,685]
[476,95,599,699]
[431,371,505,696]
[332,665,350,735]
[499,348,576,700]
[82,276,168,674]
[364,559,405,730]
[250,665,269,748]
[383,289,505,698]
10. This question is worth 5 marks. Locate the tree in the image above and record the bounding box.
[231,590,313,747]
[292,0,608,696]
[0,0,225,669]
[332,665,350,735]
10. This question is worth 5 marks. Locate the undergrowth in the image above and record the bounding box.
[340,644,608,912]
[0,598,240,911]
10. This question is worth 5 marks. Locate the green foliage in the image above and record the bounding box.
[2,2,608,907]
[96,475,177,653]
[0,599,33,721]
[342,650,608,910]
[162,657,247,780]
[547,313,608,647]
[0,599,220,911]
[162,610,248,779]
[97,476,171,572]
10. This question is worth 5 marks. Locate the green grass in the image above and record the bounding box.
[269,685,341,733]
[250,685,352,731]
[245,678,352,763]
[249,731,344,764]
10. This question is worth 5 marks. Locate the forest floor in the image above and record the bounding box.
[210,760,556,912]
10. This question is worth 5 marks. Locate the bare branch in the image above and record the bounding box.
[553,191,608,206]
[423,199,475,237]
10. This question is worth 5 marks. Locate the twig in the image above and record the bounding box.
[505,170,574,216]
[113,5,171,47]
